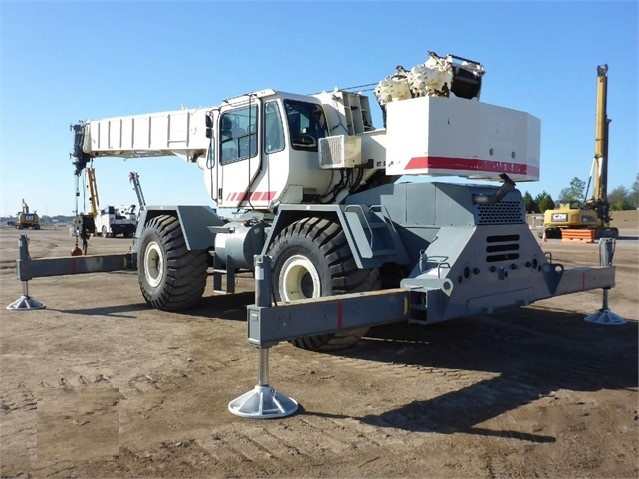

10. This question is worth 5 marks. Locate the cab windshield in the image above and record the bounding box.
[283,100,328,151]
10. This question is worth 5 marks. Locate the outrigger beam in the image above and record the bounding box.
[7,235,133,310]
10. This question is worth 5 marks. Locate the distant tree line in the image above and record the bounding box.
[522,173,639,213]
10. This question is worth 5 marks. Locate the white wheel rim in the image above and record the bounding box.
[144,241,163,288]
[280,255,321,301]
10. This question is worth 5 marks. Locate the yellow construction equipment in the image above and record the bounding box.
[542,65,619,239]
[87,167,100,219]
[16,199,40,230]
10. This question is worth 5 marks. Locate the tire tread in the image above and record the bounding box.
[138,215,208,311]
[269,216,380,351]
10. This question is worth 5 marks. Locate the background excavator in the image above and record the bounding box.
[16,199,40,230]
[542,65,619,239]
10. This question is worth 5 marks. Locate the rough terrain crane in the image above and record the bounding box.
[59,52,617,351]
[542,65,619,239]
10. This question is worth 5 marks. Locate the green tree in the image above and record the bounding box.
[630,173,639,209]
[608,186,632,211]
[558,177,586,202]
[535,191,555,212]
[557,188,569,201]
[522,191,538,213]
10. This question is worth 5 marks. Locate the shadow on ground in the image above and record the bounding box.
[333,309,638,439]
[51,292,254,322]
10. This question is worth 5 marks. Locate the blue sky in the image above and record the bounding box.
[1,1,637,217]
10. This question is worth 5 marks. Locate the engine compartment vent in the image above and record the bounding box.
[485,234,521,263]
[476,201,525,225]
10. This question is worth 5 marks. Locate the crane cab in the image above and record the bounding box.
[202,89,383,210]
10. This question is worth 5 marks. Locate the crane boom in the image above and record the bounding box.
[72,108,210,176]
[593,64,610,207]
[586,64,612,227]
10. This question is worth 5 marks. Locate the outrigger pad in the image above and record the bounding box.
[7,295,45,311]
[228,385,298,419]
[585,309,626,326]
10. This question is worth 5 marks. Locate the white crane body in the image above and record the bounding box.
[77,89,540,210]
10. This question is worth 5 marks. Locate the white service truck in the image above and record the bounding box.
[83,167,138,238]
[94,204,137,238]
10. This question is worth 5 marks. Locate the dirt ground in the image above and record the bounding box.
[0,213,637,478]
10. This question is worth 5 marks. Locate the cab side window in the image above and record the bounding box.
[219,106,258,165]
[264,101,285,154]
[283,100,328,151]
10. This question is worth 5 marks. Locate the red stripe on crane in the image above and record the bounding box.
[405,156,539,177]
[226,191,278,202]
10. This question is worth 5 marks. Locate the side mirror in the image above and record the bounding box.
[205,114,213,139]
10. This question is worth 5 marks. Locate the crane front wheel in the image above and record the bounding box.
[268,216,380,351]
[137,214,208,311]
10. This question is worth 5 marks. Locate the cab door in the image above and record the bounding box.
[216,102,261,208]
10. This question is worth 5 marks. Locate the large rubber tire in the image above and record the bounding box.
[268,216,380,351]
[137,214,208,311]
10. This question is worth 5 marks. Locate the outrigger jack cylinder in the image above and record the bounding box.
[7,236,44,310]
[228,255,299,419]
[585,238,625,325]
